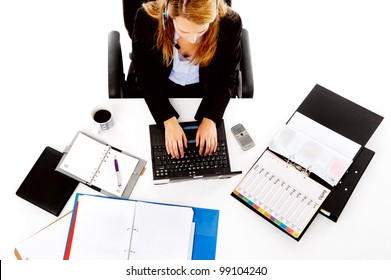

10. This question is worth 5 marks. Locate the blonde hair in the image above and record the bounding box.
[143,0,230,67]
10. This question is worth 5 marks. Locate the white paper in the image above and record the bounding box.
[59,133,107,183]
[288,112,361,159]
[129,201,194,260]
[67,195,135,260]
[15,212,72,260]
[269,113,361,186]
[67,195,194,260]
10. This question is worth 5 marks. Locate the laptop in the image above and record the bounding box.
[149,120,242,184]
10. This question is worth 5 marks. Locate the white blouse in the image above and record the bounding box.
[168,32,200,86]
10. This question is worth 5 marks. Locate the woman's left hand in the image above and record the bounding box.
[196,118,217,156]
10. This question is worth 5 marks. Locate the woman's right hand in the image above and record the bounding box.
[164,117,187,159]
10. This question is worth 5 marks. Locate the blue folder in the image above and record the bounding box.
[65,193,219,260]
[191,207,219,260]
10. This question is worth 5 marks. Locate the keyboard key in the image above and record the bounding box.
[153,142,228,179]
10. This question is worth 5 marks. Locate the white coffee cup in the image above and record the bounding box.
[91,104,114,133]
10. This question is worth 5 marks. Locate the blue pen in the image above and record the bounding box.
[114,155,121,187]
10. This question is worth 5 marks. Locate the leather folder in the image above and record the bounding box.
[290,84,383,222]
[16,146,79,216]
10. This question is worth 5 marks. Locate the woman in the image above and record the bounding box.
[132,0,242,159]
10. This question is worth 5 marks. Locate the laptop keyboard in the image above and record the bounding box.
[152,142,229,179]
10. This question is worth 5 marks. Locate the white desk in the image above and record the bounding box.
[1,0,391,262]
[2,96,390,260]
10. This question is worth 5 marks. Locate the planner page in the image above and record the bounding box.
[129,201,194,260]
[66,195,135,260]
[232,150,330,240]
[58,132,108,184]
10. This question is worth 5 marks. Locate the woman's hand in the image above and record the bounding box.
[164,116,187,159]
[196,118,217,156]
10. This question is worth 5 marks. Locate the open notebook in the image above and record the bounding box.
[64,194,196,260]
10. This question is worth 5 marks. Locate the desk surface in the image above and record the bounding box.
[1,0,391,261]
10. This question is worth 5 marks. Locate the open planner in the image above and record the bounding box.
[232,84,383,240]
[64,194,219,260]
[56,132,146,198]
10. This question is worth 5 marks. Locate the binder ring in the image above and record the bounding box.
[291,162,311,177]
[304,165,312,176]
[286,155,294,167]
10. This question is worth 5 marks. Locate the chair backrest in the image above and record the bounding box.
[122,0,147,38]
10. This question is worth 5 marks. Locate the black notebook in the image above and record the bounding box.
[16,146,79,216]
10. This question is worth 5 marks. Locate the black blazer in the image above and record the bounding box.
[132,8,242,125]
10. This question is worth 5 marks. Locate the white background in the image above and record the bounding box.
[1,0,390,278]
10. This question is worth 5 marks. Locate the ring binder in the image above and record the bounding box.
[63,194,218,260]
[232,84,383,240]
[285,154,312,177]
[305,165,312,177]
[232,150,331,240]
[88,147,111,185]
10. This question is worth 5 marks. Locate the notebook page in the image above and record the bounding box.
[233,150,330,239]
[58,133,108,183]
[93,149,138,197]
[129,201,194,260]
[67,195,135,260]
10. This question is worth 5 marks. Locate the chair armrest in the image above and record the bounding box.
[240,28,254,98]
[108,31,124,98]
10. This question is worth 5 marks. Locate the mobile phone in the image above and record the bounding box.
[230,123,255,151]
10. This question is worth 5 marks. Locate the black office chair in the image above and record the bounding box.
[108,0,253,99]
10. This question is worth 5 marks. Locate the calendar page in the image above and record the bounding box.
[232,150,330,240]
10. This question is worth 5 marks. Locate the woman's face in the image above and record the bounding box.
[172,16,210,44]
